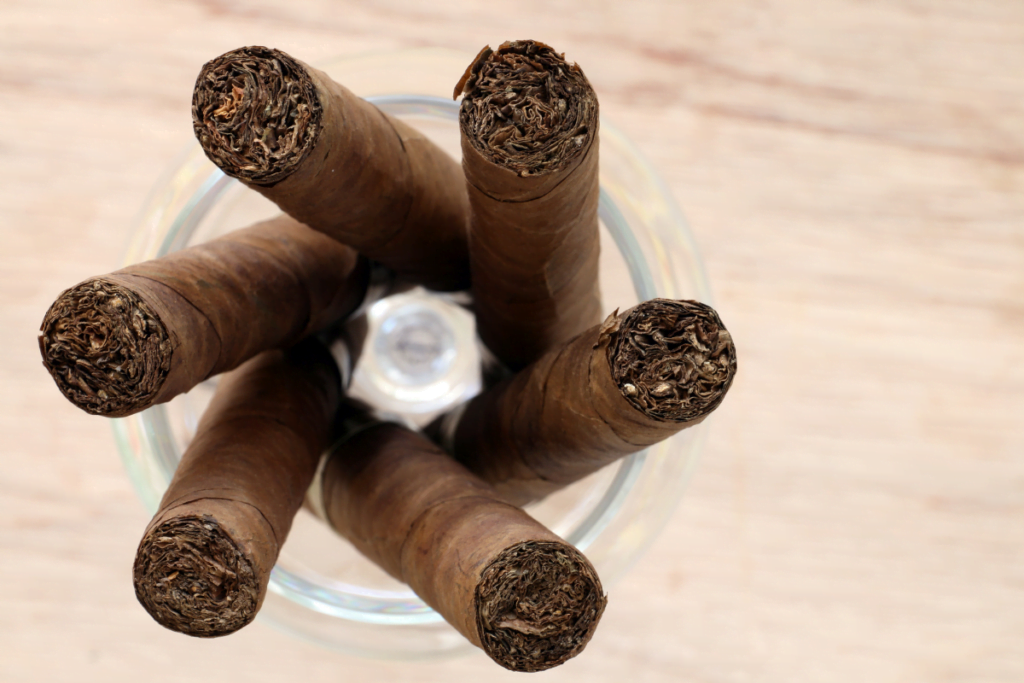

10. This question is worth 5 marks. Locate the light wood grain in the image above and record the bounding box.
[2,1,1023,681]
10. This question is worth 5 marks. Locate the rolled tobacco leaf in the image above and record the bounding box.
[39,215,369,417]
[133,338,340,637]
[193,46,470,291]
[319,419,606,672]
[438,299,737,505]
[456,40,602,369]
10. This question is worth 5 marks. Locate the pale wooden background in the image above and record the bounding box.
[2,1,1022,681]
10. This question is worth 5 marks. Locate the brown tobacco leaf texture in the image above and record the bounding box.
[458,40,597,176]
[134,516,259,637]
[610,299,737,421]
[193,46,322,184]
[476,541,607,672]
[39,280,171,416]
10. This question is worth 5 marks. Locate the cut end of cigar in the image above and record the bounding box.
[39,279,171,417]
[610,299,737,422]
[476,541,606,672]
[193,46,322,185]
[458,40,598,177]
[133,515,260,638]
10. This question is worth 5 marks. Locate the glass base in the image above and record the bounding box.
[347,288,482,427]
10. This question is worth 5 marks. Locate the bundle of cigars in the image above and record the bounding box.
[38,41,737,672]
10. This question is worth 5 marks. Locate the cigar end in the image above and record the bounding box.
[192,46,322,185]
[476,541,606,672]
[133,515,260,638]
[610,299,737,422]
[39,279,171,417]
[459,40,598,177]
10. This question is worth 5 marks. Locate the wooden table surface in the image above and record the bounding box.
[2,1,1022,681]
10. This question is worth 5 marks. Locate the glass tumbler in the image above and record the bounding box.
[114,48,712,660]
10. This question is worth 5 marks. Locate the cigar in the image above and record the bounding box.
[193,46,470,291]
[437,299,737,505]
[39,215,368,417]
[456,41,602,369]
[38,215,369,417]
[133,339,340,637]
[318,419,606,672]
